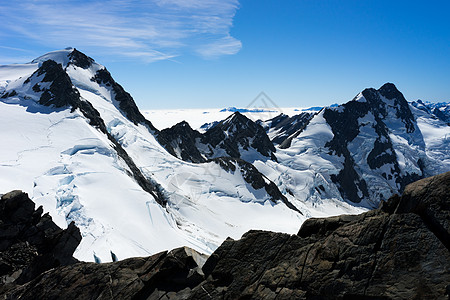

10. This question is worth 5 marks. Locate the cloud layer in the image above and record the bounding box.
[0,0,242,62]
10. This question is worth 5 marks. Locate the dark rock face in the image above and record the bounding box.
[7,248,205,300]
[187,171,450,299]
[28,60,81,109]
[377,83,416,133]
[211,157,301,213]
[2,172,449,299]
[262,112,314,147]
[201,112,277,161]
[323,101,372,203]
[90,67,161,134]
[433,107,450,125]
[199,120,219,131]
[25,60,104,130]
[159,112,277,164]
[0,191,81,292]
[91,68,149,126]
[160,121,206,163]
[89,65,180,162]
[67,48,95,69]
[394,172,450,251]
[0,90,17,99]
[323,83,422,204]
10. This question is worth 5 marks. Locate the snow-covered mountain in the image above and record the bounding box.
[1,48,449,264]
[259,112,315,147]
[410,99,450,124]
[159,112,276,163]
[258,85,449,209]
[0,49,305,263]
[154,86,450,211]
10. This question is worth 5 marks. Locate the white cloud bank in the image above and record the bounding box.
[0,0,242,62]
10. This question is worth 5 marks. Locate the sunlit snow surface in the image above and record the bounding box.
[1,50,449,264]
[0,52,307,263]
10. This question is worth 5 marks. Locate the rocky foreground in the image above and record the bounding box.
[1,172,449,299]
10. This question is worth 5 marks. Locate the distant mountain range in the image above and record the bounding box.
[410,99,450,124]
[0,48,449,264]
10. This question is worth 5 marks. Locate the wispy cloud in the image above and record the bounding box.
[0,46,34,53]
[197,36,242,58]
[0,0,241,62]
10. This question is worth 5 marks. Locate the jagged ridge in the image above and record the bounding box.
[160,112,277,163]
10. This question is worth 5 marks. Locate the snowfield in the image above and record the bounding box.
[0,50,307,262]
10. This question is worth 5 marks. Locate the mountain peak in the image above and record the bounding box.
[67,48,95,69]
[201,111,277,161]
[31,49,74,68]
[359,83,404,103]
[30,48,95,70]
[378,82,404,100]
[379,82,397,90]
[322,82,420,204]
[221,111,260,130]
[227,111,247,122]
[26,59,81,108]
[359,83,410,111]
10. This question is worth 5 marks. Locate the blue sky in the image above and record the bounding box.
[1,0,449,109]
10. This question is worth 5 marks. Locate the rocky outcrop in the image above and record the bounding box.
[91,68,152,128]
[160,121,206,163]
[201,112,277,161]
[261,112,314,146]
[187,171,450,299]
[2,172,449,299]
[67,48,95,69]
[159,112,278,164]
[0,191,81,293]
[211,157,301,213]
[7,247,205,300]
[27,60,82,109]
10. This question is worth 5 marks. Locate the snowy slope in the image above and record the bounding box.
[409,104,450,174]
[63,54,304,253]
[0,93,196,262]
[0,49,305,263]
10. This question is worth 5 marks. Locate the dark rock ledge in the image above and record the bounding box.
[1,171,449,299]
